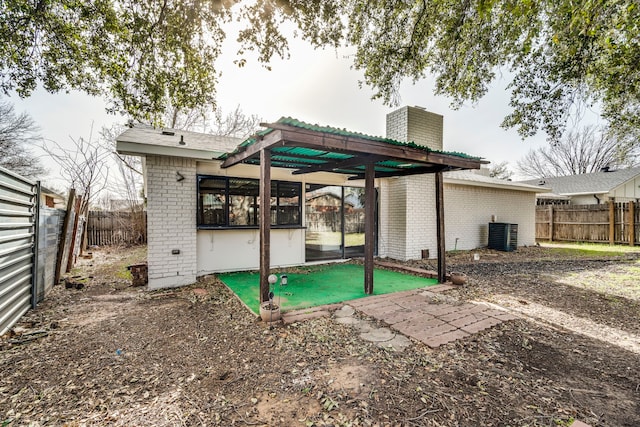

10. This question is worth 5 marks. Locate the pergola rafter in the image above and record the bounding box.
[220,118,488,303]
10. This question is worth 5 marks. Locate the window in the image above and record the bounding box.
[197,176,301,228]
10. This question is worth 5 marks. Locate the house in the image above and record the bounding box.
[40,186,66,209]
[441,169,545,251]
[522,166,640,205]
[116,106,542,290]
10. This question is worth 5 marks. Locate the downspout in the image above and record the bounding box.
[594,194,600,204]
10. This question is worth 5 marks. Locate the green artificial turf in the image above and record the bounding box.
[218,263,438,314]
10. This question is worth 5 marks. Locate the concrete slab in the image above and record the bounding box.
[360,328,396,343]
[377,334,412,351]
[335,316,361,325]
[334,305,356,318]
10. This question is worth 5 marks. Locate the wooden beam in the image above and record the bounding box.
[629,201,635,246]
[221,130,283,168]
[609,200,615,245]
[272,127,485,170]
[435,171,446,283]
[259,149,271,303]
[224,122,486,174]
[364,162,375,294]
[548,204,554,241]
[291,154,386,175]
[347,165,449,180]
[66,195,83,273]
[54,188,75,285]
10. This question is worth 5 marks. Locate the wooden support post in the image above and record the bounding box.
[66,195,83,273]
[629,201,635,246]
[435,171,446,283]
[547,204,554,241]
[609,200,615,245]
[364,162,375,294]
[54,188,75,285]
[259,148,271,303]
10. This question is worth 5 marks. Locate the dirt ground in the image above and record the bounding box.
[1,244,639,426]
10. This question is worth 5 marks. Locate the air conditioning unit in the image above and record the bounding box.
[488,222,518,251]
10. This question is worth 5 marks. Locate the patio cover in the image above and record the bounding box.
[221,118,488,303]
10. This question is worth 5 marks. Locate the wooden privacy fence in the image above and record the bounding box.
[536,201,639,245]
[87,211,147,246]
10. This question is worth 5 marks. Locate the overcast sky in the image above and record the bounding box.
[10,28,601,189]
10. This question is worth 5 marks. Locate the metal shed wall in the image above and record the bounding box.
[0,166,38,336]
[37,208,65,302]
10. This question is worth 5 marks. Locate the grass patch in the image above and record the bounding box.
[540,242,640,257]
[219,263,437,314]
[558,258,640,302]
[116,268,133,281]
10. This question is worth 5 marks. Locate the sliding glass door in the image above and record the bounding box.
[305,184,373,261]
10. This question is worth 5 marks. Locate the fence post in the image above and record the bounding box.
[609,200,615,245]
[66,195,83,273]
[547,205,554,241]
[630,201,636,246]
[54,189,75,285]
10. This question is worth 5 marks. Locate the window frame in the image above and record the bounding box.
[197,175,302,229]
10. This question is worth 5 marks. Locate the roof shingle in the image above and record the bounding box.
[520,166,640,195]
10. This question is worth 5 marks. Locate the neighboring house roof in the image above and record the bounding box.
[520,166,640,196]
[444,170,548,193]
[116,124,242,160]
[40,186,65,198]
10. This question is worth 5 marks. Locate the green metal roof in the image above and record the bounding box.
[234,117,481,160]
[222,117,485,178]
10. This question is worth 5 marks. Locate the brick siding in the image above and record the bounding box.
[444,183,537,250]
[380,107,442,260]
[146,155,197,289]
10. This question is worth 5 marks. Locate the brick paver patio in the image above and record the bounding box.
[348,285,518,348]
[282,284,518,348]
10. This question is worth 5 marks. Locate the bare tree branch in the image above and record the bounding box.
[41,122,110,215]
[488,161,513,180]
[516,125,640,179]
[0,99,46,178]
[164,104,261,139]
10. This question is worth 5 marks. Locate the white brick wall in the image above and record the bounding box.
[146,155,197,289]
[386,106,443,150]
[380,106,537,259]
[378,178,408,259]
[444,183,537,250]
[406,174,437,259]
[380,107,442,261]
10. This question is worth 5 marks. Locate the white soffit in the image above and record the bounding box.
[116,125,242,160]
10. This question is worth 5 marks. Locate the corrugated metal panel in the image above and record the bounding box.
[36,208,65,302]
[230,117,483,160]
[0,166,37,336]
